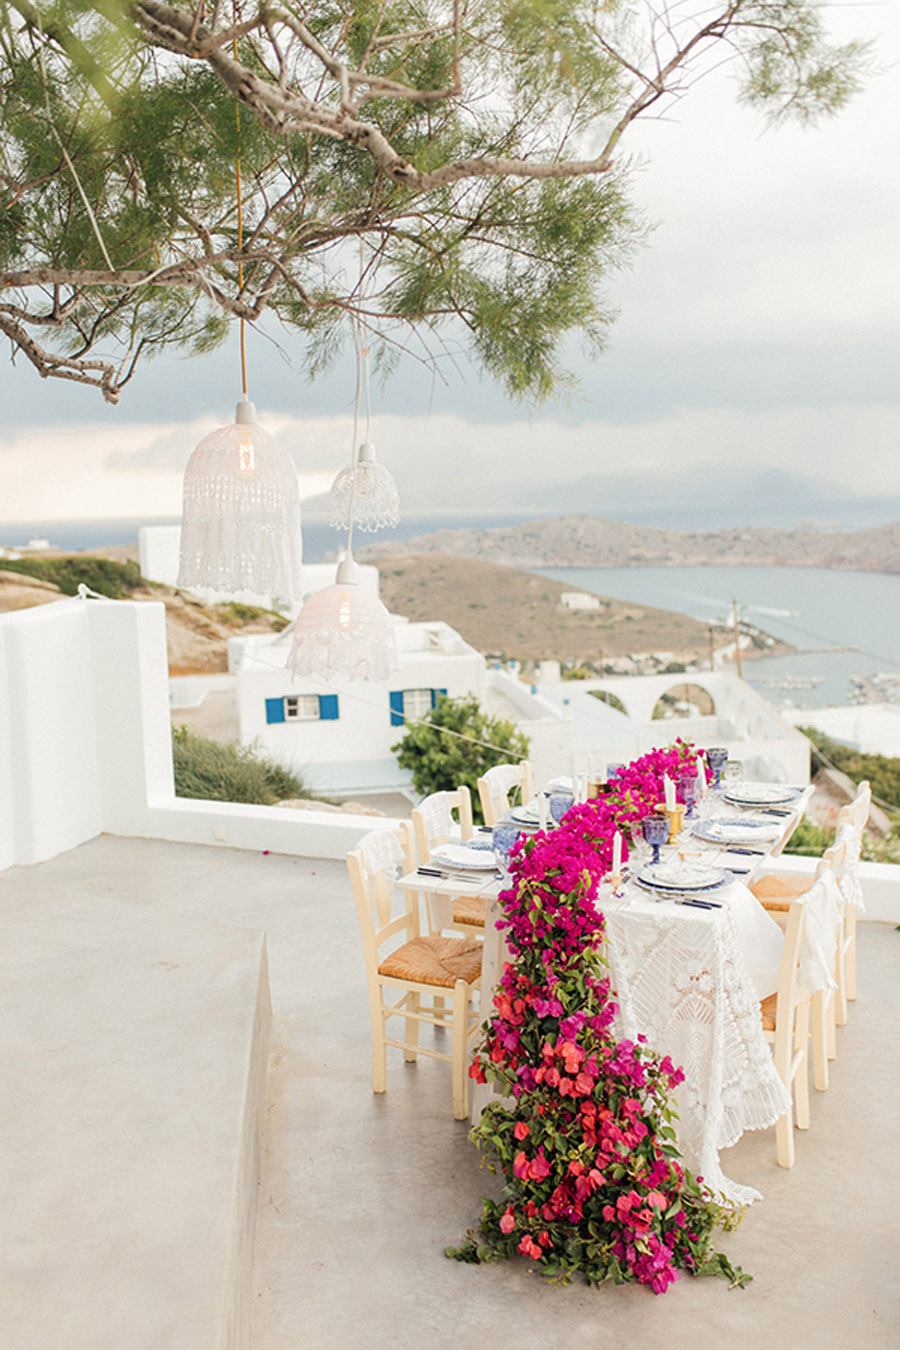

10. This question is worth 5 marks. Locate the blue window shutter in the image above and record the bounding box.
[389,691,405,726]
[265,697,285,724]
[319,694,339,721]
[431,688,448,707]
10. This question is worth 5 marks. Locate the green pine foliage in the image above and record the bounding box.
[392,693,529,819]
[172,726,307,805]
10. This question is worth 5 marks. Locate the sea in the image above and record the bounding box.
[3,515,898,710]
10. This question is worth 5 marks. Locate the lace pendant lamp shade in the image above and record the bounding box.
[287,556,398,682]
[328,442,400,532]
[177,399,302,600]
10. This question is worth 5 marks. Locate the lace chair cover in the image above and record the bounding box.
[797,872,843,994]
[358,827,406,882]
[416,792,456,842]
[482,764,524,799]
[604,905,790,1205]
[835,822,865,913]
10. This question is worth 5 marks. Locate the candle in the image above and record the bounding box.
[596,757,607,786]
[587,753,594,780]
[664,774,676,811]
[612,830,623,875]
[697,757,708,794]
[538,793,549,830]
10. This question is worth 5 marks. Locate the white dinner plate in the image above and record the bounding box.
[431,842,499,871]
[723,782,801,807]
[509,804,541,825]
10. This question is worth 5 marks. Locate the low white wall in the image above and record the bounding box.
[0,598,397,867]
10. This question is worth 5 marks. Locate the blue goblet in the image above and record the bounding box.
[492,822,521,874]
[682,775,699,819]
[707,747,729,790]
[549,790,575,824]
[641,812,669,866]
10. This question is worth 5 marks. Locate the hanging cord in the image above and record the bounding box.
[342,242,369,567]
[233,24,248,398]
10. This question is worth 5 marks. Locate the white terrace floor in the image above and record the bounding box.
[2,836,898,1350]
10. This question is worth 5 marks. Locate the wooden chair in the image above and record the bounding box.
[347,822,482,1119]
[835,780,870,1010]
[411,787,485,936]
[760,898,810,1168]
[476,760,534,827]
[753,844,843,1092]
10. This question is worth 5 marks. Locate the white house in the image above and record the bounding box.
[559,591,603,612]
[229,619,571,797]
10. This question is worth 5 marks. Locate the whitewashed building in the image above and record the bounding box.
[229,619,570,797]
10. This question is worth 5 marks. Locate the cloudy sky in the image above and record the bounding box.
[2,2,898,533]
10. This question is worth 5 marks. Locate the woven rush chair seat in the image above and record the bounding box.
[451,895,486,929]
[760,993,778,1032]
[751,872,812,911]
[378,934,482,988]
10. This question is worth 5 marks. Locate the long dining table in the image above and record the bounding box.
[396,784,813,1204]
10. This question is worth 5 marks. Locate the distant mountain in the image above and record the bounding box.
[362,516,900,573]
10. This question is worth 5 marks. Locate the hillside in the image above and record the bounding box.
[371,552,730,666]
[364,516,900,573]
[0,561,286,674]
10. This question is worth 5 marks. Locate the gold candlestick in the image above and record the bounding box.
[664,804,685,842]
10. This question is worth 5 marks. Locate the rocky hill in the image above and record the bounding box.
[364,516,900,572]
[371,552,728,666]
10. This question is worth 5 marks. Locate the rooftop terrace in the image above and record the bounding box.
[3,835,897,1349]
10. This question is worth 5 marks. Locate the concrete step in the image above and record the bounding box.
[0,892,271,1349]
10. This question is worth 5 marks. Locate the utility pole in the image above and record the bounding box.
[708,625,716,672]
[732,599,743,679]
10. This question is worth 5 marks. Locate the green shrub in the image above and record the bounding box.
[392,693,529,821]
[215,601,289,631]
[172,726,307,804]
[0,554,143,598]
[800,725,900,813]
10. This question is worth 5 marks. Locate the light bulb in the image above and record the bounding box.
[328,442,400,532]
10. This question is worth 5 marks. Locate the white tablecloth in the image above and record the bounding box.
[601,880,790,1204]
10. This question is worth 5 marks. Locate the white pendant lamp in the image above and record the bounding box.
[178,398,302,599]
[288,308,398,682]
[288,554,398,682]
[327,319,399,533]
[176,53,302,601]
[328,441,400,532]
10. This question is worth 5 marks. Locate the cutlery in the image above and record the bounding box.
[679,897,722,910]
[724,846,765,856]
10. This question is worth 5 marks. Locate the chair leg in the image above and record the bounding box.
[773,1035,796,1168]
[846,910,858,1002]
[451,980,470,1121]
[432,994,446,1021]
[794,999,810,1131]
[835,928,849,1028]
[370,983,387,1094]
[827,990,838,1061]
[404,991,420,1063]
[811,991,829,1092]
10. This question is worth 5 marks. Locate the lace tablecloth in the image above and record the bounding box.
[602,880,790,1205]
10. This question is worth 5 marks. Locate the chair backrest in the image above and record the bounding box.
[770,784,815,858]
[411,787,474,863]
[814,839,845,882]
[477,760,534,826]
[837,779,870,834]
[347,822,416,974]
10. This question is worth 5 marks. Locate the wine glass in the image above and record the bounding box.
[682,775,699,819]
[641,812,669,866]
[706,747,729,790]
[549,790,575,824]
[723,760,743,790]
[492,822,521,875]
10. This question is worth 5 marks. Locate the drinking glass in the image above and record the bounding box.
[706,746,729,790]
[493,822,521,874]
[641,812,669,866]
[682,775,699,819]
[723,760,743,789]
[549,790,575,824]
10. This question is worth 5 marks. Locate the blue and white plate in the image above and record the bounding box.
[637,860,728,892]
[692,816,782,845]
[509,804,542,826]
